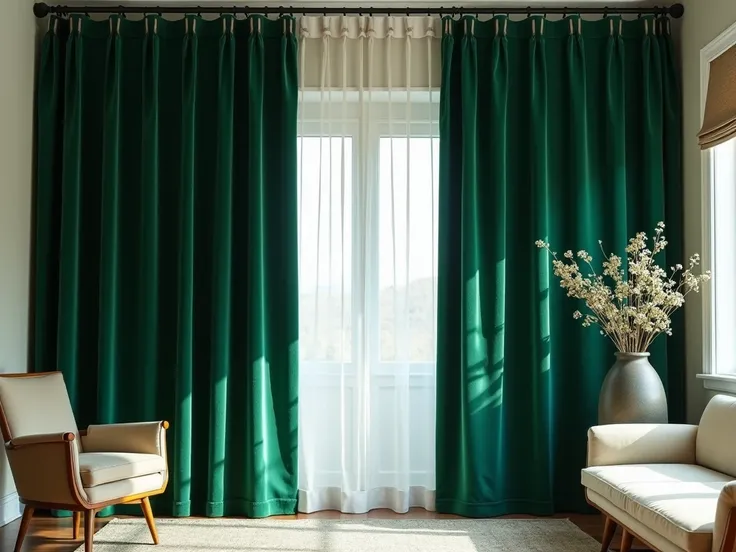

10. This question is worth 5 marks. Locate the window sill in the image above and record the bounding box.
[697,373,736,394]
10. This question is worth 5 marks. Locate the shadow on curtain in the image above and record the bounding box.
[33,13,299,518]
[436,14,683,516]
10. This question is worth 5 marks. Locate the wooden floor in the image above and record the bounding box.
[0,509,651,551]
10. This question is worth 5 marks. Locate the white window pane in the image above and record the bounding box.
[713,136,736,375]
[378,136,440,362]
[297,137,353,362]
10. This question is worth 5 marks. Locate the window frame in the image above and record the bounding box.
[297,91,439,375]
[297,91,440,486]
[698,20,736,394]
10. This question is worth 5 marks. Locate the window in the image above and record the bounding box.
[296,92,439,373]
[711,138,736,377]
[701,137,736,388]
[296,91,439,506]
[699,22,736,393]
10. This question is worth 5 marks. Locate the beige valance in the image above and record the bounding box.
[699,44,736,150]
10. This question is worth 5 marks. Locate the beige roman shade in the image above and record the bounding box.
[699,44,736,150]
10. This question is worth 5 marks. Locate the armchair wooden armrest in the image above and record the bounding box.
[7,431,77,449]
[5,431,86,509]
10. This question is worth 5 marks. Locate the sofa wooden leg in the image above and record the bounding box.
[141,497,159,545]
[84,509,95,552]
[600,516,618,552]
[73,511,81,539]
[620,528,634,552]
[14,506,34,552]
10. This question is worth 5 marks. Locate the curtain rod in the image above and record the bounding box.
[33,2,685,19]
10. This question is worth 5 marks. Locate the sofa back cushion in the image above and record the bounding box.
[696,393,736,477]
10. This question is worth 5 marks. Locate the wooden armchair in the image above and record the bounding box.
[0,372,169,552]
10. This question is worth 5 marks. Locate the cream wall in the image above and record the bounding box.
[0,0,36,504]
[680,0,736,422]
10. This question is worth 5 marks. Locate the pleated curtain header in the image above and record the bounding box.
[47,13,295,39]
[699,44,736,150]
[298,15,441,90]
[298,15,440,39]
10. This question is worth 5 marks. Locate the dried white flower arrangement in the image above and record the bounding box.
[536,222,711,353]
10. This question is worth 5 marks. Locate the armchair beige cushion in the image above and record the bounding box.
[79,452,167,487]
[0,372,169,551]
[582,394,736,552]
[0,371,83,446]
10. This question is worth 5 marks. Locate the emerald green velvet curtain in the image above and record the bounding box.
[436,15,683,516]
[34,14,299,518]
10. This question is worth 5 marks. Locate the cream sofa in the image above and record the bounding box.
[582,394,736,552]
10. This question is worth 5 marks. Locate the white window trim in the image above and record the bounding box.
[697,20,736,394]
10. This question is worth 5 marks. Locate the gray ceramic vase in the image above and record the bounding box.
[598,352,668,425]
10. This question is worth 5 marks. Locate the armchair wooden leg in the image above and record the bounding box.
[14,506,34,552]
[73,511,81,539]
[84,509,95,552]
[620,528,634,552]
[141,497,159,545]
[600,516,617,552]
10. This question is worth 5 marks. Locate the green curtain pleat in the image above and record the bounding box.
[34,14,299,518]
[437,15,683,516]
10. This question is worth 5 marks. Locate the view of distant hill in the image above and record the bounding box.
[299,276,436,362]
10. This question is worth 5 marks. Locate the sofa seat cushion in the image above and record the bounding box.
[79,452,166,488]
[582,464,731,552]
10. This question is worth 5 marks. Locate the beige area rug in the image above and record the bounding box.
[75,517,601,551]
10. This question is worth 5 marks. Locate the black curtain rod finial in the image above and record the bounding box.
[34,2,50,18]
[670,3,685,18]
[32,1,684,18]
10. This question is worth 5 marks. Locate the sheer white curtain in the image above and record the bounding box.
[296,15,441,514]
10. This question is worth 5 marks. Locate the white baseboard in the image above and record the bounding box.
[0,492,22,527]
